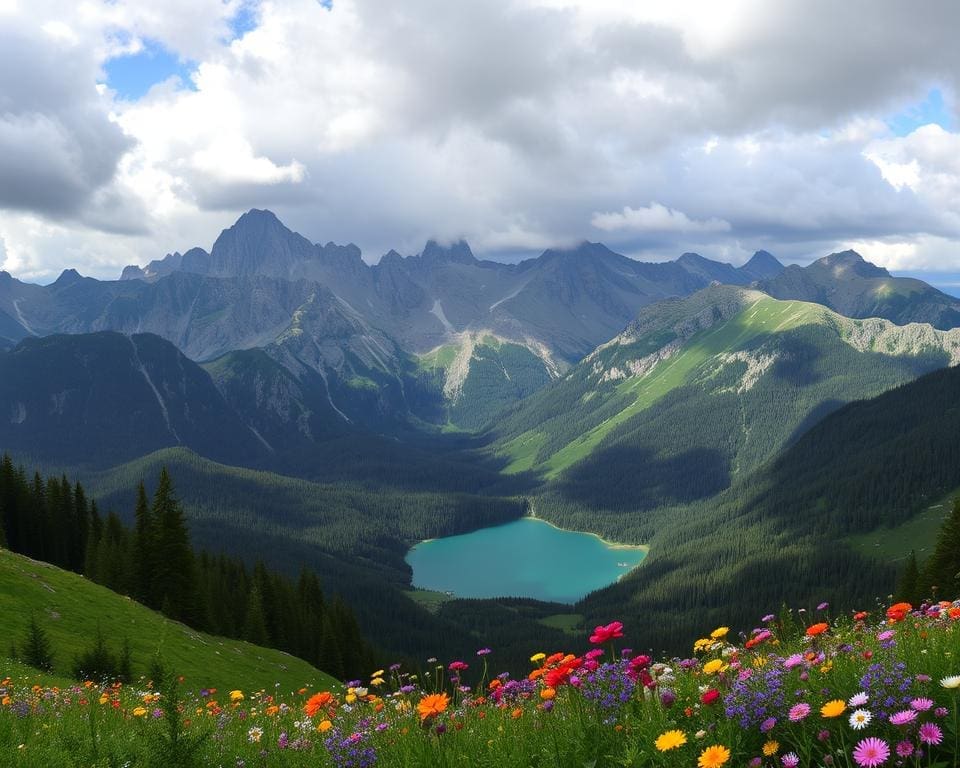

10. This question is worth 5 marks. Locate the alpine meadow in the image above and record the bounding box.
[3,1,960,766]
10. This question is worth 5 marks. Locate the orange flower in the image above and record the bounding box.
[540,688,556,700]
[511,707,523,719]
[418,692,450,722]
[304,691,335,718]
[886,602,912,622]
[806,622,829,637]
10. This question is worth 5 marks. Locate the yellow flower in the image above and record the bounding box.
[752,656,768,668]
[693,638,713,653]
[530,653,546,663]
[710,627,730,640]
[318,719,333,732]
[229,690,244,703]
[702,659,726,675]
[370,677,386,687]
[98,694,110,705]
[820,699,846,718]
[655,730,687,752]
[345,693,357,704]
[132,706,147,717]
[698,744,731,768]
[763,740,779,756]
[371,669,385,678]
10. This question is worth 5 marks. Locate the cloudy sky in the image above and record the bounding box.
[2,0,960,285]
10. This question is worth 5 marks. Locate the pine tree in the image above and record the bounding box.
[151,469,198,623]
[897,550,920,604]
[242,585,270,647]
[133,481,155,606]
[21,613,54,672]
[921,496,960,598]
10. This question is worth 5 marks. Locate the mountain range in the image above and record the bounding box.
[3,209,960,659]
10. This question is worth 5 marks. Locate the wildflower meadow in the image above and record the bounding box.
[2,599,958,767]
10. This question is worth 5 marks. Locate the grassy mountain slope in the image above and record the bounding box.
[566,362,960,652]
[759,250,960,328]
[416,332,558,430]
[0,548,335,691]
[494,287,959,496]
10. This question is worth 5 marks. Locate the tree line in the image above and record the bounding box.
[0,455,375,681]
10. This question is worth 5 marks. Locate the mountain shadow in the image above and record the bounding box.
[558,445,730,511]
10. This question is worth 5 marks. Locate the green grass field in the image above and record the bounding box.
[0,549,337,693]
[501,296,828,478]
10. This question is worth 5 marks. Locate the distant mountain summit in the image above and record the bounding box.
[118,210,787,362]
[759,250,960,328]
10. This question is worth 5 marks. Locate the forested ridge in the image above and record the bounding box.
[0,457,375,680]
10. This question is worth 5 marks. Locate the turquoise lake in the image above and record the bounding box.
[405,517,647,604]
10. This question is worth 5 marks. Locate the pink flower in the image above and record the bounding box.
[910,697,934,711]
[895,741,913,758]
[589,621,624,645]
[788,702,811,722]
[919,722,943,745]
[888,710,918,726]
[782,753,800,768]
[448,661,469,672]
[852,737,891,768]
[784,654,805,670]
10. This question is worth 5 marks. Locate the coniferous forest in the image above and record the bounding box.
[0,455,375,681]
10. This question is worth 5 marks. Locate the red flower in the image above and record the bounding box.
[885,602,912,623]
[589,621,624,645]
[853,611,869,621]
[701,688,720,706]
[806,622,829,637]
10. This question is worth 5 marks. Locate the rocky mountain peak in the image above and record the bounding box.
[816,250,889,278]
[420,240,477,266]
[742,250,784,278]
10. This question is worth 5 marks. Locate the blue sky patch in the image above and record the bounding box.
[885,87,954,136]
[103,39,196,101]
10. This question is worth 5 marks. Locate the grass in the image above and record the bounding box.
[526,297,826,477]
[537,613,583,634]
[404,589,455,613]
[0,549,336,693]
[849,497,955,563]
[2,597,958,767]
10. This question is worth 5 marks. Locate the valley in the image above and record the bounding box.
[3,210,960,668]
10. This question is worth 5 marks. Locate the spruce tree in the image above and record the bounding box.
[133,481,155,606]
[921,496,960,598]
[151,469,197,623]
[897,550,920,604]
[21,613,54,672]
[242,585,270,647]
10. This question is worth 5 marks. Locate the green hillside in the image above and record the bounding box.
[0,548,336,692]
[416,332,556,430]
[494,288,959,495]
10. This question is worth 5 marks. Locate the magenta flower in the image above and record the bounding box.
[910,697,934,711]
[782,753,800,768]
[788,702,811,722]
[888,709,918,726]
[895,741,913,758]
[919,722,943,745]
[784,654,805,670]
[852,737,891,768]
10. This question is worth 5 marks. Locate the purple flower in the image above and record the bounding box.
[760,717,777,733]
[476,648,492,656]
[889,709,918,726]
[762,614,776,622]
[782,752,800,768]
[817,602,829,610]
[895,740,914,758]
[919,722,943,745]
[852,737,891,768]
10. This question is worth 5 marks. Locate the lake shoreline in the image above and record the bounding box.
[407,514,650,603]
[525,511,650,554]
